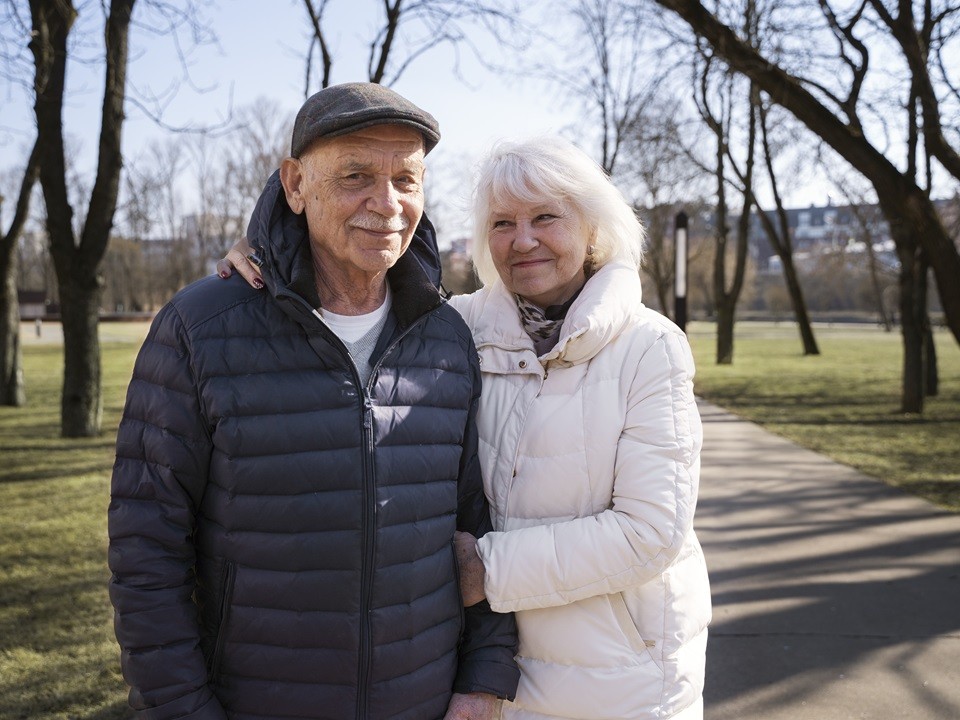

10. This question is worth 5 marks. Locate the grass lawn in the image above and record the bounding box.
[0,323,147,720]
[687,321,960,510]
[0,319,957,719]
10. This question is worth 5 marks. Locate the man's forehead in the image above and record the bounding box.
[312,124,425,163]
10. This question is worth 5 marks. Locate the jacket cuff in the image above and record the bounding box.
[135,691,227,720]
[453,655,521,701]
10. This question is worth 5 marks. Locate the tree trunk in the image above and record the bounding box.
[918,253,938,397]
[862,218,893,331]
[0,254,25,406]
[59,275,103,434]
[753,101,819,356]
[754,208,820,355]
[897,242,924,413]
[0,142,40,407]
[716,300,735,364]
[783,256,819,355]
[712,120,733,365]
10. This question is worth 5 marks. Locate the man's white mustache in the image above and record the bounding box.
[350,214,410,233]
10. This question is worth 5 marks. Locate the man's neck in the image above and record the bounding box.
[312,254,389,316]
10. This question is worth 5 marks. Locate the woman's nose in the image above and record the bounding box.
[513,222,538,252]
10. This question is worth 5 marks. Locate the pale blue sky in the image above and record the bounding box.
[1,1,579,238]
[2,0,868,242]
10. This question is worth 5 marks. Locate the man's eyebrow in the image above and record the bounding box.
[337,159,373,172]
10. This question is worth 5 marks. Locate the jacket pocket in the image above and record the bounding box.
[209,560,237,680]
[611,592,657,661]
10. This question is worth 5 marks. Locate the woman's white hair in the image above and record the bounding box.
[470,136,645,287]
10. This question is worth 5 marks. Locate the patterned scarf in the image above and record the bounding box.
[515,287,584,355]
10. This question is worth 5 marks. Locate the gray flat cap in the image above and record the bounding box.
[291,82,440,157]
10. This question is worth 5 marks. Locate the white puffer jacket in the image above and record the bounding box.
[449,261,711,720]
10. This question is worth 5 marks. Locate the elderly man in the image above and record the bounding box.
[108,83,520,720]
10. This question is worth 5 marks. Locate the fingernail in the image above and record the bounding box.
[219,271,229,279]
[253,278,264,290]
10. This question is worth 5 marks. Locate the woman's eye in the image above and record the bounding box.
[536,214,557,222]
[492,220,511,228]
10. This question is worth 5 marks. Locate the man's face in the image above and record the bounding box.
[281,125,426,283]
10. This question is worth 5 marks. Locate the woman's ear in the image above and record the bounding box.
[279,157,306,215]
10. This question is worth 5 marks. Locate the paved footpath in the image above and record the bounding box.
[697,402,960,720]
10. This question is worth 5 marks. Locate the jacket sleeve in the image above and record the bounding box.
[453,342,521,700]
[108,303,227,720]
[477,327,703,614]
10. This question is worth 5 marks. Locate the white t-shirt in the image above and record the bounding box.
[318,285,392,386]
[319,285,392,342]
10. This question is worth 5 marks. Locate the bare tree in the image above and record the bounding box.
[0,2,40,407]
[656,0,960,411]
[542,0,711,321]
[563,0,664,174]
[101,234,149,313]
[751,100,820,355]
[622,98,709,316]
[186,100,289,276]
[833,176,896,331]
[27,0,215,435]
[28,0,136,436]
[694,28,757,364]
[231,100,292,208]
[301,0,523,92]
[0,141,40,406]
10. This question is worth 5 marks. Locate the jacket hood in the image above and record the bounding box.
[244,169,444,308]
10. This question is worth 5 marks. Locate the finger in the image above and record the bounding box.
[216,258,233,279]
[226,248,264,290]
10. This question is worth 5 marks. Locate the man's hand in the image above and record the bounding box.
[443,691,500,720]
[454,531,486,606]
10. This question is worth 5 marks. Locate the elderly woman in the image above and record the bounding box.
[447,137,710,720]
[221,136,710,720]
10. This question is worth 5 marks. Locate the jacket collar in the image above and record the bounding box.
[472,260,643,366]
[245,170,442,329]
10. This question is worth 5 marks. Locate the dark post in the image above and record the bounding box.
[674,210,689,332]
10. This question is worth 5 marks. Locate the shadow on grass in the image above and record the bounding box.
[80,700,134,720]
[0,465,112,484]
[762,415,960,426]
[0,564,130,718]
[0,436,115,484]
[0,662,131,720]
[703,394,910,411]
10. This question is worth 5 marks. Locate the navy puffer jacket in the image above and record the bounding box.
[108,171,520,720]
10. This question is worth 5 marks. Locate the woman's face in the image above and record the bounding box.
[488,197,590,309]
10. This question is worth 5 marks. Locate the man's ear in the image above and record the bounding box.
[279,157,306,215]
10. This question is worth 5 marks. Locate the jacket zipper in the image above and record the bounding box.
[302,308,374,720]
[358,394,375,720]
[301,300,434,720]
[360,312,438,719]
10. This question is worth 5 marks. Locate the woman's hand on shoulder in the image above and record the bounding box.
[216,237,264,290]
